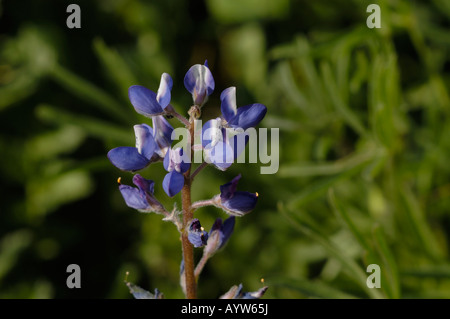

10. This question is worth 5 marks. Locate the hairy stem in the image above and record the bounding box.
[191,162,208,181]
[194,252,211,280]
[166,104,190,127]
[191,198,216,211]
[181,121,196,299]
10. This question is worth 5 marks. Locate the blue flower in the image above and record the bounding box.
[108,115,174,172]
[129,73,173,117]
[126,281,164,299]
[220,87,267,130]
[162,147,190,197]
[201,87,266,170]
[152,115,174,159]
[108,124,157,172]
[184,61,215,106]
[187,219,209,248]
[118,174,164,213]
[215,174,258,216]
[220,283,268,299]
[204,216,235,256]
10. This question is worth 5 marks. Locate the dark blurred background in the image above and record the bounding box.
[1,0,450,299]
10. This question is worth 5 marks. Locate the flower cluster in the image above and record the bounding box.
[108,61,268,299]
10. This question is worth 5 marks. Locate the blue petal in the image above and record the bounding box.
[107,147,150,171]
[163,147,171,171]
[225,129,249,160]
[156,73,173,109]
[210,141,234,171]
[119,184,149,210]
[184,64,215,105]
[228,103,267,130]
[220,216,235,248]
[220,174,241,201]
[129,85,164,116]
[188,219,209,248]
[152,115,173,158]
[222,191,258,216]
[132,174,155,195]
[164,147,190,173]
[162,171,185,197]
[134,124,156,160]
[220,87,237,122]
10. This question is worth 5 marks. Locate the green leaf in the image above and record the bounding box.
[49,64,135,124]
[279,205,385,299]
[93,38,138,103]
[36,104,133,145]
[268,277,358,299]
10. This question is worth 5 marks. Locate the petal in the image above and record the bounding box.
[228,103,267,130]
[152,115,173,158]
[225,129,249,160]
[134,124,156,160]
[164,147,190,173]
[220,87,237,122]
[129,85,164,117]
[219,216,235,249]
[241,286,268,299]
[220,174,241,201]
[107,147,150,171]
[132,174,155,195]
[162,171,185,197]
[156,73,173,109]
[222,191,258,216]
[119,184,149,210]
[184,64,215,105]
[188,219,209,248]
[210,141,234,171]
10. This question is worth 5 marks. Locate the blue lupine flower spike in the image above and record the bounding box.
[129,73,173,117]
[118,174,165,214]
[214,174,258,216]
[187,219,209,248]
[184,61,215,106]
[108,124,156,172]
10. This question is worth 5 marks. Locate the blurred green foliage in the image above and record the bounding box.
[0,0,450,299]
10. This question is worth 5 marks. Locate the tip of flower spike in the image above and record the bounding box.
[260,278,265,283]
[255,192,259,197]
[117,177,122,185]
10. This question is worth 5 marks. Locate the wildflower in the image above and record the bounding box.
[126,281,164,299]
[129,73,173,117]
[201,87,266,170]
[214,174,258,216]
[220,87,266,130]
[184,61,215,106]
[187,219,209,248]
[108,124,157,172]
[204,216,235,256]
[162,147,190,197]
[220,283,268,299]
[118,174,165,213]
